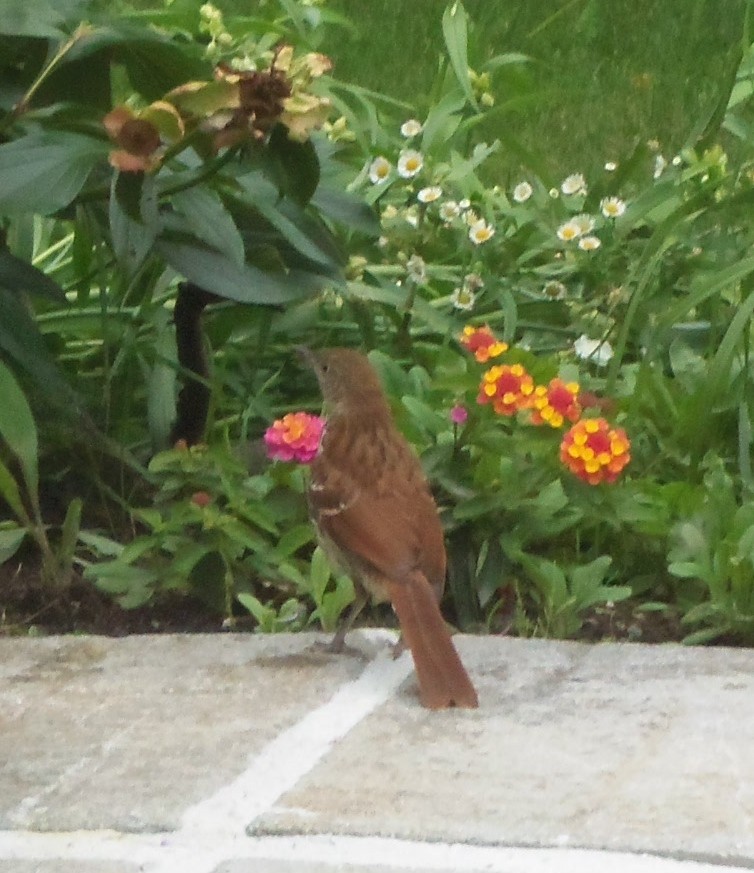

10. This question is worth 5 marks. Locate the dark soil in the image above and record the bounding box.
[0,559,232,637]
[0,554,686,643]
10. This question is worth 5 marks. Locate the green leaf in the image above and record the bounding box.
[308,545,332,603]
[109,172,161,275]
[442,2,478,109]
[345,281,451,333]
[63,24,211,100]
[58,497,82,570]
[0,526,26,563]
[85,561,158,607]
[311,186,380,237]
[0,247,66,301]
[237,173,336,269]
[0,0,89,37]
[0,288,80,413]
[275,523,315,558]
[157,239,326,304]
[0,359,38,496]
[172,188,246,267]
[0,457,25,519]
[0,133,107,215]
[266,124,320,205]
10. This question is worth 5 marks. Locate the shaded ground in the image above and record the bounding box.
[0,555,685,643]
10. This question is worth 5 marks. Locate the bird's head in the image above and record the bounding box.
[297,347,390,417]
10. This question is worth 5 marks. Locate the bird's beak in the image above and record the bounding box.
[295,345,317,369]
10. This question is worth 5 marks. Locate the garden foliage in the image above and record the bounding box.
[1,0,754,644]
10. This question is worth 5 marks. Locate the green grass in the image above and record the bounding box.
[321,0,748,181]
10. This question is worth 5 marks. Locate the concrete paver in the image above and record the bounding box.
[1,631,752,872]
[255,638,754,860]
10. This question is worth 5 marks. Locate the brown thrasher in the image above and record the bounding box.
[299,346,478,709]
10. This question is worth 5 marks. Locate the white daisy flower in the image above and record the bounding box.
[406,253,427,284]
[403,206,419,228]
[513,181,533,203]
[653,155,666,179]
[381,204,398,221]
[417,185,442,203]
[439,200,461,222]
[549,187,560,198]
[600,196,626,218]
[463,272,484,291]
[578,235,601,251]
[604,161,617,172]
[458,198,471,210]
[368,156,391,184]
[451,286,476,311]
[556,219,581,242]
[400,118,423,138]
[543,280,567,300]
[397,149,423,178]
[468,219,495,245]
[561,173,587,196]
[672,155,682,166]
[574,335,613,367]
[463,209,480,227]
[572,213,595,234]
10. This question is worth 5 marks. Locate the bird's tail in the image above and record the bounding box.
[387,571,478,709]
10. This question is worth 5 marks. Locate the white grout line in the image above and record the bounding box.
[180,634,413,837]
[0,631,748,872]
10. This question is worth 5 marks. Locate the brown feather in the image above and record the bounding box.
[301,347,478,709]
[386,571,479,709]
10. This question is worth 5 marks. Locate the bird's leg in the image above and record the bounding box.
[327,588,369,653]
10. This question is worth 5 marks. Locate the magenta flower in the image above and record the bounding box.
[264,412,324,464]
[450,404,468,425]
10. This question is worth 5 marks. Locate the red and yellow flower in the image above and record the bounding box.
[560,418,631,485]
[477,363,534,416]
[460,325,508,363]
[531,378,582,428]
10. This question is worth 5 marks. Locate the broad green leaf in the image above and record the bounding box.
[0,247,66,301]
[237,174,335,268]
[0,289,80,412]
[0,133,107,215]
[157,239,325,304]
[172,188,245,267]
[0,526,25,563]
[267,125,320,205]
[109,172,161,275]
[0,0,89,37]
[0,359,38,496]
[63,24,211,100]
[310,186,380,237]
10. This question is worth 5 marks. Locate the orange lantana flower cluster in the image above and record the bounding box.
[460,325,508,363]
[460,325,631,485]
[531,378,582,428]
[560,418,631,485]
[477,364,534,416]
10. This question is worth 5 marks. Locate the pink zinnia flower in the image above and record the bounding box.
[264,412,324,464]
